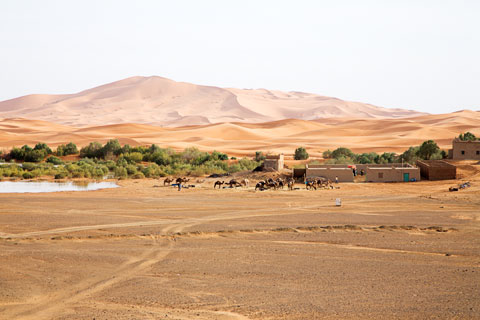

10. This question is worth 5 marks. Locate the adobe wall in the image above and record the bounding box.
[365,167,420,182]
[307,164,349,169]
[356,163,406,171]
[416,160,456,180]
[263,154,284,171]
[451,140,480,160]
[306,168,354,182]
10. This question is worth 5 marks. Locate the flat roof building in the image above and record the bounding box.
[305,164,354,182]
[365,164,420,182]
[416,160,456,180]
[263,154,284,171]
[299,163,420,183]
[449,138,480,160]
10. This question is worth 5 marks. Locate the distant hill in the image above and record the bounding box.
[0,76,425,127]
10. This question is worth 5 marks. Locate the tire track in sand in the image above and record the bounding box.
[4,229,176,319]
[1,204,349,240]
[4,220,252,320]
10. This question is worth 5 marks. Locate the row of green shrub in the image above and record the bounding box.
[79,140,230,165]
[8,142,78,162]
[0,140,260,180]
[322,140,446,164]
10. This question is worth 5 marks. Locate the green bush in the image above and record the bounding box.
[125,164,138,175]
[46,156,64,165]
[10,145,47,162]
[237,158,259,171]
[101,139,122,159]
[416,140,439,160]
[34,143,53,154]
[56,142,78,156]
[459,132,477,141]
[132,172,145,179]
[294,147,309,160]
[116,158,128,167]
[22,162,36,171]
[322,149,332,159]
[331,147,354,160]
[103,160,116,170]
[114,166,128,179]
[255,151,266,161]
[142,163,164,178]
[10,146,28,160]
[55,172,67,179]
[80,142,103,158]
[24,149,47,162]
[22,172,34,179]
[124,152,143,163]
[211,150,228,161]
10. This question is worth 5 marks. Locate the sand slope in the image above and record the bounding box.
[1,111,479,156]
[0,76,425,127]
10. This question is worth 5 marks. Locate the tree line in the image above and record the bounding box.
[0,140,259,180]
[321,140,446,164]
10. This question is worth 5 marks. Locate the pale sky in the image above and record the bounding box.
[1,0,479,114]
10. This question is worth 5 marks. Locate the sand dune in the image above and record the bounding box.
[1,110,479,157]
[0,76,425,127]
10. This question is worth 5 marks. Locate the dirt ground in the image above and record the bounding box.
[1,167,479,319]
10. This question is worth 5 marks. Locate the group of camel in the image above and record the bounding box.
[163,177,190,186]
[305,178,335,190]
[254,177,295,191]
[214,178,249,189]
[163,175,335,191]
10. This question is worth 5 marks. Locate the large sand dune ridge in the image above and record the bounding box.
[0,76,425,127]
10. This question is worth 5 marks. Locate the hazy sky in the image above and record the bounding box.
[1,1,479,113]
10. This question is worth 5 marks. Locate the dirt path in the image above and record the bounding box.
[0,204,336,239]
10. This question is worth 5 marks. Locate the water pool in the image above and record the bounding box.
[0,181,118,193]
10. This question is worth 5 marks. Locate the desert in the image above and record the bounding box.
[0,76,480,319]
[1,166,479,319]
[2,1,480,317]
[1,109,480,157]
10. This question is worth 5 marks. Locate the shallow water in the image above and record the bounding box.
[0,181,118,193]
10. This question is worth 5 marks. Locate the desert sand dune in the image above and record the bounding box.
[0,76,425,127]
[1,110,479,156]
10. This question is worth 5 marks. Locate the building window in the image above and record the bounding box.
[378,172,383,179]
[477,151,480,155]
[461,150,465,155]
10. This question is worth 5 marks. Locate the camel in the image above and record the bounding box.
[214,181,224,189]
[306,180,317,190]
[163,177,174,186]
[276,177,285,189]
[227,179,242,188]
[240,178,249,188]
[255,181,265,191]
[175,177,190,184]
[287,178,294,190]
[324,179,334,189]
[265,181,278,190]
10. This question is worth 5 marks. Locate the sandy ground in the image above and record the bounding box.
[0,169,479,319]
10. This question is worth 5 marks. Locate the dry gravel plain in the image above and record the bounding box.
[0,172,479,319]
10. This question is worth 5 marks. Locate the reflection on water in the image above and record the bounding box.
[0,181,118,193]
